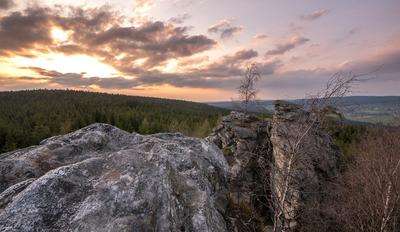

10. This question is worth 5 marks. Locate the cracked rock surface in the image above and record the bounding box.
[0,124,229,232]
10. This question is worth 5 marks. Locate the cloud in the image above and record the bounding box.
[19,67,142,89]
[0,7,53,56]
[0,6,216,71]
[17,48,275,90]
[253,34,268,41]
[193,49,259,77]
[208,19,243,40]
[265,35,310,56]
[134,0,155,13]
[169,13,191,24]
[224,49,258,62]
[0,0,13,10]
[335,27,360,42]
[2,3,397,98]
[258,44,400,99]
[340,48,400,79]
[300,9,329,21]
[0,6,117,56]
[8,43,400,96]
[90,21,215,70]
[131,49,267,89]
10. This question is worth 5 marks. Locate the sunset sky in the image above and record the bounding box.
[0,0,399,101]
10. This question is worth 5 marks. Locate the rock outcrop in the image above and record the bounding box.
[0,124,229,232]
[207,112,273,230]
[0,101,341,232]
[207,101,340,231]
[270,101,340,230]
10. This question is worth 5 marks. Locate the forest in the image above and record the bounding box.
[0,89,228,152]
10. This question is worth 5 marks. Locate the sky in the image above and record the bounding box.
[0,0,399,101]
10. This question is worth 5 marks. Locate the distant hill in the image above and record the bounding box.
[208,96,400,125]
[0,90,228,152]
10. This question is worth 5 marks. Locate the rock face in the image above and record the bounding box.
[207,112,273,230]
[270,101,340,230]
[0,124,229,232]
[0,101,341,232]
[207,101,341,231]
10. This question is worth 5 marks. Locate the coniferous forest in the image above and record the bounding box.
[0,89,228,152]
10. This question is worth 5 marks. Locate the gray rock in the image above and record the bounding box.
[207,111,273,230]
[0,178,36,209]
[0,124,229,232]
[208,105,341,231]
[270,100,340,229]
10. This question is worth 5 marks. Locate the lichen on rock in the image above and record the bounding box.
[0,124,229,232]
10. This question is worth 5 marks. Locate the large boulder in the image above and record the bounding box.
[0,124,229,232]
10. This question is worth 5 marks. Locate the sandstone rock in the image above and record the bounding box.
[0,124,229,232]
[270,101,340,229]
[207,111,273,230]
[208,104,341,231]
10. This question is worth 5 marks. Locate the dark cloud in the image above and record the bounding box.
[300,9,329,21]
[0,6,117,56]
[208,19,243,40]
[88,20,215,69]
[0,0,13,10]
[265,36,310,56]
[132,49,276,89]
[21,67,231,89]
[0,6,216,70]
[187,49,260,78]
[0,7,53,56]
[225,49,258,62]
[22,67,142,89]
[52,74,142,89]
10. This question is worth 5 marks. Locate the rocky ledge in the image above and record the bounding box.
[0,124,229,232]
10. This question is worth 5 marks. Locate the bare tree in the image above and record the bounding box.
[335,128,400,232]
[237,64,261,113]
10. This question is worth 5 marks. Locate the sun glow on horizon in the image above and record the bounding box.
[11,53,119,78]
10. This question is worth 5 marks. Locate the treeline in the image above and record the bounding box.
[0,90,228,152]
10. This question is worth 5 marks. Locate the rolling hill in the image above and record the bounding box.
[0,89,228,152]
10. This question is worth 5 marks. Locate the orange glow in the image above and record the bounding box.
[116,84,235,102]
[10,54,119,78]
